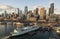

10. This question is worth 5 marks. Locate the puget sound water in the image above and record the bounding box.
[0,22,16,38]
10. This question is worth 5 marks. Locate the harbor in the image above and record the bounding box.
[0,21,60,39]
[0,0,60,39]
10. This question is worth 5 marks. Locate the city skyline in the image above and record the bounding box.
[0,0,60,14]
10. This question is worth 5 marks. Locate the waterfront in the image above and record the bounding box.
[0,22,60,39]
[0,0,60,39]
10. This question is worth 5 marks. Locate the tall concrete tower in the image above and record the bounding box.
[40,7,45,19]
[49,3,54,16]
[24,6,28,16]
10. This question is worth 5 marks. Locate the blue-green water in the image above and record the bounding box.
[0,22,16,38]
[9,31,58,39]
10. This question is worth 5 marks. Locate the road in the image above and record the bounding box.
[9,30,59,39]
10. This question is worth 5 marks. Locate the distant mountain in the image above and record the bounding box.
[0,4,18,14]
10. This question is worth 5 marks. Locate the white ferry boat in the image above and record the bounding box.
[10,26,40,37]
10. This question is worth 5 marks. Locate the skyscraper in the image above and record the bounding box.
[44,10,46,19]
[34,9,36,15]
[19,10,22,17]
[36,8,39,15]
[50,3,54,9]
[28,10,32,14]
[34,8,39,15]
[49,3,54,16]
[4,10,7,18]
[17,8,20,16]
[40,7,45,19]
[20,10,22,14]
[24,6,28,16]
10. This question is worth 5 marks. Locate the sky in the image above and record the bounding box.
[0,0,60,14]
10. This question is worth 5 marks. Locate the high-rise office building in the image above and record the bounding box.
[49,3,54,16]
[29,10,34,17]
[19,10,22,17]
[20,10,22,14]
[33,8,39,19]
[17,8,20,16]
[50,3,54,9]
[44,10,46,19]
[40,7,45,19]
[36,8,39,14]
[34,9,36,15]
[24,6,28,16]
[27,10,32,20]
[28,10,32,14]
[4,10,7,18]
[34,8,39,15]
